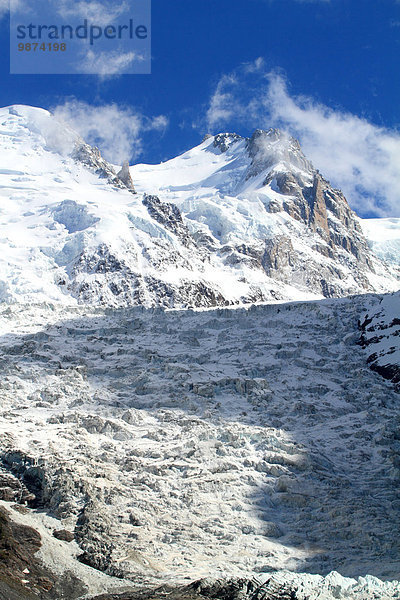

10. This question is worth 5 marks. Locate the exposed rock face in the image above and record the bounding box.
[88,573,400,600]
[87,578,292,600]
[246,128,313,177]
[0,506,91,600]
[142,195,192,247]
[72,143,135,192]
[1,452,48,509]
[75,498,123,577]
[0,469,35,504]
[117,161,136,192]
[68,241,230,308]
[262,236,295,275]
[52,529,74,542]
[0,104,398,308]
[0,506,47,599]
[359,291,400,388]
[247,131,368,262]
[213,133,242,153]
[0,506,85,600]
[218,129,380,298]
[187,578,299,600]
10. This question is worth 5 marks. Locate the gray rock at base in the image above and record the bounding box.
[0,468,36,504]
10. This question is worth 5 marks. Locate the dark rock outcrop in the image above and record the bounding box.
[75,498,122,577]
[213,133,243,153]
[52,529,74,542]
[359,293,400,388]
[0,469,35,504]
[220,128,380,297]
[262,236,295,275]
[88,577,300,600]
[45,127,399,308]
[0,506,85,600]
[67,240,232,308]
[72,143,135,193]
[0,506,49,600]
[142,195,192,247]
[248,131,373,268]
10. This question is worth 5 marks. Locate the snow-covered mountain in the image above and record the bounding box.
[1,105,400,600]
[0,105,398,308]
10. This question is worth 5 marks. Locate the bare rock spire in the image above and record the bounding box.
[117,160,136,193]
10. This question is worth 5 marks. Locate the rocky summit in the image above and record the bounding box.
[0,105,399,600]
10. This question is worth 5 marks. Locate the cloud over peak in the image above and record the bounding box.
[53,100,168,165]
[203,60,400,217]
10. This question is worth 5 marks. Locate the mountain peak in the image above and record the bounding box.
[246,127,313,177]
[212,132,243,152]
[0,104,398,307]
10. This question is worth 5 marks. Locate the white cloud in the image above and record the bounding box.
[56,0,129,26]
[261,75,400,217]
[243,56,266,74]
[0,0,8,18]
[3,0,30,18]
[52,100,168,165]
[80,49,143,78]
[206,75,239,130]
[6,0,130,23]
[204,61,400,217]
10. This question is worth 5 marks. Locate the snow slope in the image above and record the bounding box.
[0,105,398,308]
[360,218,400,267]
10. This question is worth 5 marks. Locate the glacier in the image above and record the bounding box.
[0,294,400,598]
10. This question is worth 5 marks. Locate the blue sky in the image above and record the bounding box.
[0,0,399,217]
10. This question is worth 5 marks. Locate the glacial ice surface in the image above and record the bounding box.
[0,294,399,597]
